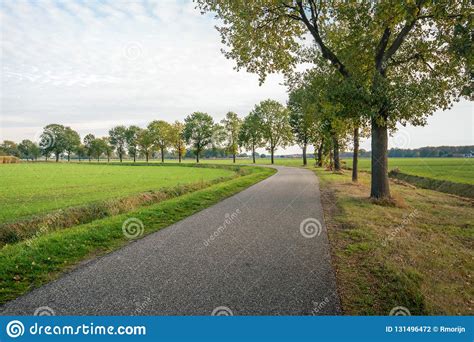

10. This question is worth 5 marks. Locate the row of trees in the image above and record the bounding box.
[196,0,471,199]
[5,102,301,164]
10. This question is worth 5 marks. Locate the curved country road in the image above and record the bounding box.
[1,166,340,315]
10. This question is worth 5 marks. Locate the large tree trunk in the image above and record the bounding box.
[270,147,274,164]
[252,146,256,163]
[196,150,200,163]
[146,152,149,163]
[352,126,359,182]
[133,152,136,163]
[67,152,70,162]
[371,115,391,198]
[317,140,324,167]
[107,155,110,162]
[161,147,164,163]
[119,152,122,163]
[233,153,236,163]
[178,152,182,163]
[302,143,307,166]
[55,153,59,162]
[332,136,340,171]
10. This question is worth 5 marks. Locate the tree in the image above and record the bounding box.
[18,140,39,161]
[168,121,186,163]
[252,100,292,164]
[125,125,141,162]
[238,113,264,164]
[197,1,471,198]
[0,140,20,157]
[64,127,80,162]
[76,144,87,162]
[348,119,370,182]
[148,120,172,163]
[221,112,242,163]
[102,137,114,162]
[83,134,95,162]
[288,87,317,166]
[41,124,67,162]
[137,129,154,163]
[109,126,128,162]
[183,112,215,163]
[90,138,107,162]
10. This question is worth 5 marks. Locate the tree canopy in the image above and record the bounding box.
[148,120,172,163]
[238,112,264,164]
[197,0,472,198]
[221,111,242,163]
[183,112,215,163]
[252,99,293,164]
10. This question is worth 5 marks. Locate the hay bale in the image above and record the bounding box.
[1,156,20,163]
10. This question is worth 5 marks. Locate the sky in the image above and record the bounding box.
[0,0,472,155]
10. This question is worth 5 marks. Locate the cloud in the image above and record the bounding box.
[0,0,287,141]
[0,0,471,154]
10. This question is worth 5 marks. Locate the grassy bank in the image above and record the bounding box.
[0,166,275,304]
[388,169,474,199]
[316,168,473,315]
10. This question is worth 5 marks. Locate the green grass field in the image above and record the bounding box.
[0,163,234,223]
[196,156,474,185]
[342,158,474,185]
[53,156,474,184]
[167,157,473,184]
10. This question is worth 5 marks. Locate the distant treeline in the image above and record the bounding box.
[338,146,474,158]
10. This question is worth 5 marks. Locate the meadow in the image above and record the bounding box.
[342,158,474,185]
[0,162,234,223]
[182,157,474,186]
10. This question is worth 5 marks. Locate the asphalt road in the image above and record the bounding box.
[1,166,340,315]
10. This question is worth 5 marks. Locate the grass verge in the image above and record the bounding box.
[316,168,473,315]
[0,166,275,304]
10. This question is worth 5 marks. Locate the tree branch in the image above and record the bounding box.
[295,0,350,78]
[388,53,421,67]
[382,0,425,63]
[375,27,391,70]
